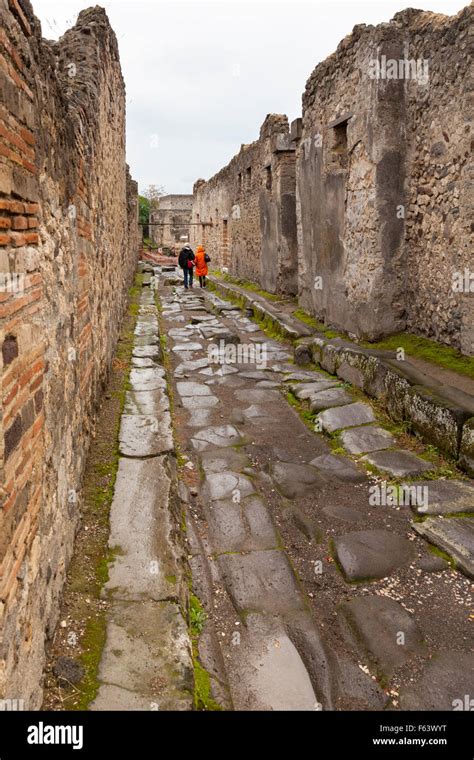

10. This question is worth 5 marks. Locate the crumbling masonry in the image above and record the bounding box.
[0,1,138,707]
[191,4,473,355]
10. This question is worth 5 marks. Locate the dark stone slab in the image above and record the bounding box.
[362,450,432,478]
[217,550,305,616]
[399,651,474,710]
[310,454,365,483]
[334,529,415,581]
[339,596,425,677]
[413,517,474,578]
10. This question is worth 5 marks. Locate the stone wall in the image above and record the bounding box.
[297,3,472,350]
[192,4,472,354]
[191,114,298,295]
[398,7,473,355]
[150,194,193,254]
[0,0,138,707]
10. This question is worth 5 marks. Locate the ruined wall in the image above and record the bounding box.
[0,0,138,707]
[296,21,408,341]
[191,115,298,294]
[398,6,473,355]
[296,4,472,349]
[150,194,193,254]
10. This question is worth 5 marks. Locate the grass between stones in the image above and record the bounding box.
[41,273,143,710]
[210,268,283,302]
[212,281,464,481]
[361,332,474,380]
[293,308,343,339]
[189,594,221,711]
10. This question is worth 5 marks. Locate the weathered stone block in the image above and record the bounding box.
[460,417,474,476]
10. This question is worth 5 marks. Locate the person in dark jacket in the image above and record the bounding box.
[178,243,195,289]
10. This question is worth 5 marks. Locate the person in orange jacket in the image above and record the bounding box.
[194,245,209,288]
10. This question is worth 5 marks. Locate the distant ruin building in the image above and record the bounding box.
[192,4,473,355]
[150,194,193,255]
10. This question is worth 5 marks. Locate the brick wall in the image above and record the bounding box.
[0,0,138,707]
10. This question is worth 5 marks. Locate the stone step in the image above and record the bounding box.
[413,517,474,578]
[333,529,416,581]
[318,402,376,432]
[362,449,433,478]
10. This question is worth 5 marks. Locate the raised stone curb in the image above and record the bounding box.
[208,276,312,340]
[209,276,474,473]
[93,285,192,710]
[412,517,474,578]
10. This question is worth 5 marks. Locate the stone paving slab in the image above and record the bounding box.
[409,479,474,515]
[191,425,243,450]
[334,529,415,581]
[199,447,248,474]
[309,387,353,412]
[217,550,306,616]
[234,389,280,403]
[271,461,326,498]
[119,414,173,457]
[413,517,474,578]
[399,651,474,710]
[104,457,181,601]
[203,471,255,502]
[124,389,169,416]
[129,367,166,392]
[177,381,213,396]
[340,425,395,454]
[187,409,214,427]
[132,357,156,368]
[175,358,210,373]
[132,345,161,361]
[318,402,376,433]
[91,600,192,711]
[206,496,279,554]
[310,454,365,483]
[339,596,425,678]
[290,381,340,400]
[362,449,433,477]
[172,342,203,352]
[225,613,319,710]
[181,395,219,409]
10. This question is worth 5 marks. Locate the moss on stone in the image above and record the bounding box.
[361,332,474,380]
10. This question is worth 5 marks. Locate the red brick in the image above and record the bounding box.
[0,199,24,214]
[12,216,27,230]
[24,203,39,215]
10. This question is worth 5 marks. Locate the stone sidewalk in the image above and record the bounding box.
[91,284,193,710]
[157,270,473,711]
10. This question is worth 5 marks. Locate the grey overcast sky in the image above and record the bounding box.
[32,0,466,195]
